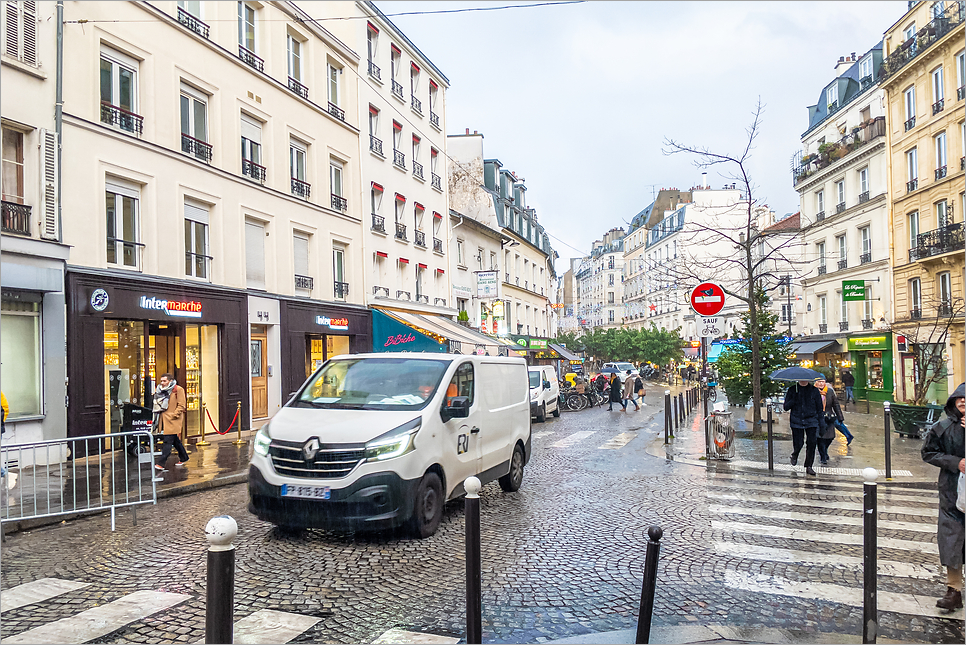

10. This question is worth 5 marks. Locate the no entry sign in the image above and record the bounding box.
[690,282,725,316]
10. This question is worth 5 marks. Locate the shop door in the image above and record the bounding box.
[148,322,181,407]
[251,326,269,418]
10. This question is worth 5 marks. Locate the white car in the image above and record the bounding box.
[528,365,560,422]
[603,362,639,382]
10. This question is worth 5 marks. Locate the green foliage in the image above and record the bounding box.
[457,309,469,322]
[551,331,584,353]
[560,325,684,366]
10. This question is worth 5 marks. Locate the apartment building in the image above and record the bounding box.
[756,212,804,340]
[57,0,372,436]
[555,262,579,334]
[572,229,624,332]
[1,0,69,449]
[790,42,895,400]
[880,0,964,402]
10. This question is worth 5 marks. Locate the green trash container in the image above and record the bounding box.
[890,403,944,439]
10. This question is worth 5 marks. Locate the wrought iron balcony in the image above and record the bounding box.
[938,302,954,316]
[431,173,442,191]
[411,96,422,114]
[1,201,30,236]
[395,222,407,241]
[904,117,916,131]
[242,158,266,183]
[430,111,440,129]
[369,135,383,156]
[238,45,264,72]
[288,77,308,100]
[291,178,310,199]
[412,160,424,180]
[368,60,381,81]
[935,165,947,180]
[373,286,390,298]
[909,222,964,261]
[836,201,846,214]
[185,251,212,279]
[906,178,918,192]
[393,149,406,170]
[932,99,945,115]
[433,237,443,253]
[107,236,145,270]
[396,290,411,300]
[880,3,965,82]
[505,272,510,283]
[858,191,869,204]
[962,156,965,171]
[331,194,347,212]
[177,7,210,38]
[371,213,385,233]
[181,133,212,163]
[839,321,849,331]
[791,117,886,186]
[837,258,848,270]
[815,211,825,222]
[862,318,874,330]
[819,323,828,333]
[100,102,143,135]
[959,85,966,101]
[414,230,426,247]
[860,252,872,264]
[334,281,349,300]
[416,294,429,304]
[295,274,314,290]
[435,298,446,306]
[391,80,404,100]
[327,102,345,122]
[817,264,827,275]
[910,308,923,320]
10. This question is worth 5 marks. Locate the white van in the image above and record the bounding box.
[528,366,560,422]
[248,353,531,538]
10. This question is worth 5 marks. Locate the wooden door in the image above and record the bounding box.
[250,327,269,418]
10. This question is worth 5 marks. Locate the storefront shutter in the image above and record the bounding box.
[245,221,266,288]
[293,233,309,277]
[40,128,58,240]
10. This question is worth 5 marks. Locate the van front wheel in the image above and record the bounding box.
[499,444,525,492]
[536,403,546,423]
[410,472,443,538]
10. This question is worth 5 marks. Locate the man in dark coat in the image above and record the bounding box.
[608,374,623,412]
[922,382,965,612]
[783,380,825,475]
[841,370,856,403]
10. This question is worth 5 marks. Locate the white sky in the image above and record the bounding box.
[384,0,908,270]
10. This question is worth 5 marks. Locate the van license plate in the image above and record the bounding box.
[281,484,331,500]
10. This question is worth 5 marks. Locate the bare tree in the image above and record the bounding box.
[894,295,965,405]
[661,101,806,433]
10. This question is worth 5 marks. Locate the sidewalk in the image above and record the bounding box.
[543,624,922,644]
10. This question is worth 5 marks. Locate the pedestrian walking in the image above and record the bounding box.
[921,382,965,612]
[622,370,640,412]
[783,380,824,476]
[153,373,189,472]
[841,370,855,403]
[634,374,646,406]
[814,378,847,464]
[608,374,623,412]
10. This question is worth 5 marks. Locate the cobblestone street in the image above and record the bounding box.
[1,390,963,644]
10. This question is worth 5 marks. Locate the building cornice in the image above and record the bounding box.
[796,141,886,193]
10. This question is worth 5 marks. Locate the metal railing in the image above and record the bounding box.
[938,302,954,316]
[368,60,381,81]
[815,211,825,222]
[818,264,827,275]
[414,230,426,247]
[373,285,390,297]
[838,258,848,270]
[238,45,264,72]
[181,133,212,163]
[819,323,828,333]
[860,251,872,264]
[395,222,407,241]
[288,77,308,99]
[430,111,440,129]
[331,194,347,211]
[370,135,383,156]
[836,201,846,214]
[431,173,442,190]
[791,116,886,185]
[185,251,212,279]
[413,160,424,179]
[242,158,266,182]
[435,298,446,306]
[327,102,345,121]
[904,116,916,131]
[879,3,965,82]
[393,149,406,170]
[291,177,310,199]
[932,99,945,115]
[907,178,918,192]
[177,6,210,38]
[411,96,422,113]
[107,237,145,270]
[433,237,443,253]
[391,80,404,100]
[334,281,348,299]
[859,191,870,204]
[0,430,159,530]
[1,201,31,236]
[935,165,947,180]
[909,222,964,261]
[417,294,429,304]
[910,308,923,320]
[959,86,966,101]
[862,318,874,330]
[396,290,411,300]
[100,102,143,135]
[295,274,314,290]
[839,321,849,331]
[371,213,385,233]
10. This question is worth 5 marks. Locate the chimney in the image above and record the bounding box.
[465,128,469,135]
[701,172,708,189]
[473,130,478,135]
[834,55,852,71]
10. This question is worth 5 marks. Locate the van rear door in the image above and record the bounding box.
[477,361,528,473]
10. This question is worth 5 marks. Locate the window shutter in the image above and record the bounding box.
[245,221,266,288]
[240,114,261,143]
[22,0,35,65]
[40,128,58,240]
[293,234,309,277]
[5,1,19,59]
[184,200,209,224]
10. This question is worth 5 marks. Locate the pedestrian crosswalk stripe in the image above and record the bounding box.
[0,590,191,644]
[712,459,914,477]
[372,628,460,644]
[706,491,939,518]
[232,609,322,644]
[704,472,938,499]
[708,504,936,533]
[708,480,937,506]
[531,431,555,439]
[713,542,939,580]
[598,432,638,450]
[0,578,90,613]
[711,520,935,555]
[724,570,963,620]
[550,431,596,448]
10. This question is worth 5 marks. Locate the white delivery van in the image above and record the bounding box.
[528,365,560,422]
[248,353,531,538]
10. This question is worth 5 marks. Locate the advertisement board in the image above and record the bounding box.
[476,271,500,298]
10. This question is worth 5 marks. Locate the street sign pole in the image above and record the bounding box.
[690,282,724,462]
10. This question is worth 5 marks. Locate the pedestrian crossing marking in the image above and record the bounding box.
[531,431,555,439]
[598,432,638,450]
[714,459,914,477]
[713,542,939,580]
[706,491,939,518]
[709,480,938,506]
[724,570,963,620]
[372,628,460,644]
[0,578,90,613]
[0,590,190,644]
[550,431,596,448]
[708,504,936,533]
[233,609,322,644]
[705,471,938,499]
[711,520,936,555]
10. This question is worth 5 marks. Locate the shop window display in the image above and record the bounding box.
[1,295,42,418]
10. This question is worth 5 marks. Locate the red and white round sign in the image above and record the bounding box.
[690,282,725,316]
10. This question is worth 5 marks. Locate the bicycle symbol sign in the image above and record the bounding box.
[699,316,723,338]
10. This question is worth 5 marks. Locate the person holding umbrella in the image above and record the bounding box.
[772,367,825,476]
[608,373,623,412]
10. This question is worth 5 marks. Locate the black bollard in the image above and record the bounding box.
[673,395,679,434]
[664,390,672,441]
[465,477,482,645]
[679,393,685,422]
[862,469,877,644]
[205,516,237,645]
[766,400,774,472]
[635,525,663,644]
[883,401,892,481]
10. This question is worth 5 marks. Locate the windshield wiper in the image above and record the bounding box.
[326,403,366,410]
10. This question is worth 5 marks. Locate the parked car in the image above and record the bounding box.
[603,362,639,382]
[248,353,531,538]
[528,365,560,422]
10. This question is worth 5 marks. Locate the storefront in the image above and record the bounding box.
[845,333,893,403]
[278,298,371,400]
[66,271,248,443]
[372,307,509,357]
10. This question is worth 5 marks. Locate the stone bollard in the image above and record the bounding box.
[205,515,237,645]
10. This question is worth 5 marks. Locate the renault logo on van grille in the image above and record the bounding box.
[302,438,321,460]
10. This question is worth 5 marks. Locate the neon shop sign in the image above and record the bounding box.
[384,333,416,347]
[316,316,349,331]
[139,296,203,318]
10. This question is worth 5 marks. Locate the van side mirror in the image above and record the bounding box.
[543,381,551,390]
[442,396,471,421]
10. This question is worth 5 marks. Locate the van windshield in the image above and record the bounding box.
[528,372,541,388]
[292,358,451,411]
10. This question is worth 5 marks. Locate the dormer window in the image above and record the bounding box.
[827,83,838,111]
[859,56,873,83]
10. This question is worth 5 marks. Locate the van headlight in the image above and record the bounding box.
[253,425,272,457]
[365,418,420,462]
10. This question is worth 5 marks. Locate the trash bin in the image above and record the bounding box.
[709,409,735,459]
[890,403,944,439]
[122,403,157,458]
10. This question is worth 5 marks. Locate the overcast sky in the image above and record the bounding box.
[384,0,908,270]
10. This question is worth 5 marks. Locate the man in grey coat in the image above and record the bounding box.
[922,382,965,612]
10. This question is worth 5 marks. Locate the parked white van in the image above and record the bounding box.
[248,353,531,538]
[528,365,560,422]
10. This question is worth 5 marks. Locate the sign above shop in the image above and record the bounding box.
[139,296,202,318]
[316,315,349,331]
[842,280,867,301]
[476,270,499,299]
[90,288,110,312]
[847,335,889,351]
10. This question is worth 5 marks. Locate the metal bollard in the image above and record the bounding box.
[464,476,482,645]
[231,401,247,445]
[882,401,892,481]
[678,393,684,422]
[635,525,663,644]
[196,402,211,447]
[664,390,672,442]
[672,395,679,433]
[205,515,237,645]
[862,468,878,644]
[766,399,774,472]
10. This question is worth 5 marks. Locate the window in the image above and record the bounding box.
[607,292,615,304]
[1,293,42,418]
[908,211,920,249]
[839,291,848,323]
[1,127,24,204]
[490,251,497,269]
[932,1,945,18]
[369,106,379,137]
[184,201,209,280]
[394,195,405,224]
[935,131,947,171]
[909,278,922,313]
[904,86,916,122]
[290,141,308,198]
[178,0,200,16]
[294,233,310,289]
[836,180,845,207]
[903,22,916,42]
[390,45,400,81]
[858,167,868,195]
[906,147,918,181]
[932,66,944,104]
[392,121,402,151]
[370,184,383,215]
[238,1,256,52]
[608,274,614,286]
[445,362,474,406]
[367,23,378,63]
[859,56,872,81]
[240,114,263,180]
[938,272,952,306]
[327,63,340,106]
[430,148,439,174]
[330,159,344,209]
[608,310,615,323]
[100,48,139,132]
[937,200,949,227]
[3,0,38,65]
[429,81,439,113]
[860,226,871,255]
[826,83,838,109]
[817,241,826,265]
[287,34,302,82]
[864,285,874,321]
[333,245,346,299]
[410,63,419,97]
[781,303,792,323]
[818,295,827,325]
[245,220,266,289]
[414,205,424,232]
[816,190,824,214]
[957,50,965,94]
[456,239,464,266]
[412,135,420,163]
[106,180,140,269]
[180,83,209,160]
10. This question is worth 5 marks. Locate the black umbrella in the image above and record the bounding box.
[769,367,823,381]
[598,367,621,374]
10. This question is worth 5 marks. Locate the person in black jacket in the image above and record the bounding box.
[608,374,623,411]
[841,370,856,403]
[921,382,965,612]
[783,380,825,475]
[814,377,844,465]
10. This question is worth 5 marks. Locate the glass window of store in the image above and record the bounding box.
[1,292,42,418]
[867,351,884,389]
[306,332,350,377]
[184,201,210,280]
[106,179,142,270]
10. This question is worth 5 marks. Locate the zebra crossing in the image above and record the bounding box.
[535,430,645,451]
[704,471,964,621]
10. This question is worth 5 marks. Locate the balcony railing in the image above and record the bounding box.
[414,230,426,247]
[238,45,264,72]
[369,135,383,156]
[839,321,849,332]
[107,237,145,270]
[371,213,385,233]
[1,201,30,236]
[391,80,404,100]
[817,264,827,275]
[815,211,825,222]
[295,274,314,290]
[904,116,916,131]
[177,7,210,38]
[910,308,923,320]
[393,149,406,170]
[880,3,965,82]
[819,323,828,333]
[791,116,886,185]
[181,133,212,163]
[291,177,311,199]
[100,102,143,135]
[433,237,443,253]
[395,222,407,241]
[858,191,869,204]
[837,258,848,270]
[932,98,945,115]
[185,252,212,279]
[860,251,872,264]
[430,111,440,129]
[368,60,381,81]
[935,165,947,180]
[906,178,918,192]
[288,77,309,100]
[412,160,424,180]
[959,86,966,101]
[505,272,511,283]
[909,222,964,261]
[962,156,966,171]
[938,302,954,316]
[435,298,446,307]
[431,173,442,191]
[331,194,347,212]
[327,102,345,122]
[862,318,874,330]
[836,201,846,214]
[396,290,411,300]
[411,96,422,113]
[416,294,429,304]
[242,158,266,183]
[373,286,390,298]
[334,281,349,300]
